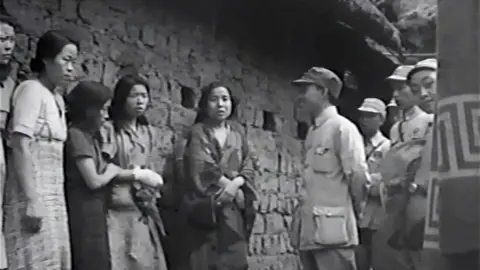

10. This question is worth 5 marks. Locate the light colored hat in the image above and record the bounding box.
[407,58,438,81]
[387,65,415,81]
[358,98,387,118]
[292,67,343,99]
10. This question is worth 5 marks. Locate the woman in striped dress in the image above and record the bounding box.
[3,30,78,270]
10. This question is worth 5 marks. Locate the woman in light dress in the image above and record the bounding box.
[3,30,78,270]
[102,74,169,270]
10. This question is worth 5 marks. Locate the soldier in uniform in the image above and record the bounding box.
[404,59,450,270]
[355,98,391,270]
[380,65,413,138]
[0,14,16,270]
[407,59,437,114]
[389,63,434,146]
[290,67,370,270]
[398,59,437,270]
[404,58,437,196]
[373,59,438,270]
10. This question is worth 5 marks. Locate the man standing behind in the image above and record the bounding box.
[404,58,437,193]
[0,15,16,270]
[389,65,433,146]
[289,67,370,270]
[407,59,437,115]
[403,59,449,270]
[374,59,438,270]
[381,66,412,138]
[355,98,391,270]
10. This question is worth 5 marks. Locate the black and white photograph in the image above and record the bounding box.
[0,0,478,269]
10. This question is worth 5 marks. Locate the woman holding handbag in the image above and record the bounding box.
[180,81,258,270]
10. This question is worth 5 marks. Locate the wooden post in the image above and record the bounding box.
[424,0,480,260]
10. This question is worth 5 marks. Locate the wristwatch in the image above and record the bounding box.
[409,183,418,193]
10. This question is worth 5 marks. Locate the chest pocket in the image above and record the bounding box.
[410,129,424,141]
[310,144,337,173]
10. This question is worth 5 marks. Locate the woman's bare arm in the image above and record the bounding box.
[76,158,134,189]
[11,134,38,201]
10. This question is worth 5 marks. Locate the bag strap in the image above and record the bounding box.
[240,127,248,163]
[398,120,405,143]
[6,84,54,141]
[366,138,388,160]
[146,124,155,155]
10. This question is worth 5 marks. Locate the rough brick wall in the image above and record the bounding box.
[5,0,306,268]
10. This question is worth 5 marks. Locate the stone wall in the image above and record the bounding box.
[375,0,437,52]
[4,0,306,268]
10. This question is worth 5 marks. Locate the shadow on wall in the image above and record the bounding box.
[4,0,396,124]
[155,0,398,120]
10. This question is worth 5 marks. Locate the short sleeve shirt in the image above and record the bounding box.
[64,126,108,195]
[9,80,67,141]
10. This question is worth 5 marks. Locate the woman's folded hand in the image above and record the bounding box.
[235,189,245,209]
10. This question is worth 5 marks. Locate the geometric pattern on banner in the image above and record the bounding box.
[431,94,480,175]
[424,94,480,250]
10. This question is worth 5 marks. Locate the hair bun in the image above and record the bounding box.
[29,57,44,73]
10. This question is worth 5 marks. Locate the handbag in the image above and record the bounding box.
[185,194,218,230]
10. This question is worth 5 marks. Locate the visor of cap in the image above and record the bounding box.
[358,98,386,115]
[358,106,381,114]
[386,65,414,81]
[292,77,316,85]
[407,58,437,80]
[387,74,407,81]
[292,68,329,88]
[387,99,398,107]
[292,67,343,98]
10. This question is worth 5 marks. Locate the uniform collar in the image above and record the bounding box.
[402,106,424,121]
[367,131,386,147]
[313,105,338,128]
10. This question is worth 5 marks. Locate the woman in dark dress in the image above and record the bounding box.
[64,81,162,270]
[181,82,258,270]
